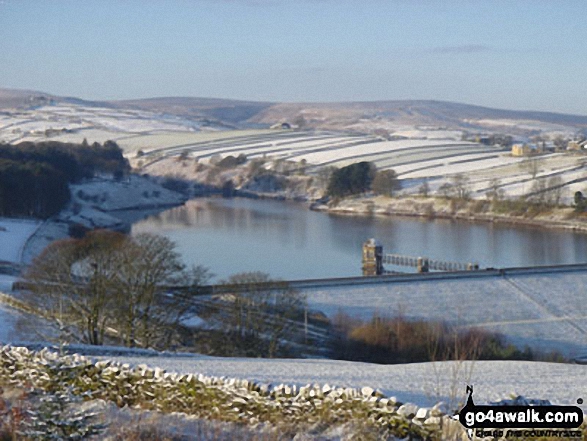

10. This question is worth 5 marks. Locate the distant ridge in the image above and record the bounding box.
[1,87,586,133]
[249,100,587,131]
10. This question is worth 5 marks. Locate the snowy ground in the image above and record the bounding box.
[0,103,210,145]
[69,175,186,212]
[0,299,54,343]
[95,354,587,413]
[3,102,587,204]
[0,218,41,263]
[18,175,188,264]
[0,275,15,292]
[303,271,587,358]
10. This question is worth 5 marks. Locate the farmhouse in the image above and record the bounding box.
[511,143,534,156]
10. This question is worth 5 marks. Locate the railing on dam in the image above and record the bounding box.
[382,254,479,272]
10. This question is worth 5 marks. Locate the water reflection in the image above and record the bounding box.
[132,198,587,281]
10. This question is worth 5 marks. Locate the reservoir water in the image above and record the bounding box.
[131,198,587,281]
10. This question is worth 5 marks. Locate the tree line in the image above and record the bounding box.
[326,161,401,198]
[0,140,129,218]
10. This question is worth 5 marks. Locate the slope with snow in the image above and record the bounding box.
[302,271,587,357]
[2,100,587,205]
[95,354,587,413]
[0,219,41,263]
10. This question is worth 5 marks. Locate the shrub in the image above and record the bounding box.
[330,312,563,364]
[216,155,239,169]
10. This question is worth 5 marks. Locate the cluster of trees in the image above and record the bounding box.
[204,272,307,358]
[24,231,209,348]
[327,162,375,197]
[327,162,401,198]
[215,153,247,169]
[23,231,307,355]
[527,175,564,207]
[0,140,129,218]
[434,171,566,216]
[0,160,70,218]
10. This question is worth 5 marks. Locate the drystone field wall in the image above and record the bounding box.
[0,345,468,439]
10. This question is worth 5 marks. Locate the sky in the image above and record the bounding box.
[1,0,587,114]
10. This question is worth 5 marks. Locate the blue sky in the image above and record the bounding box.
[1,0,586,114]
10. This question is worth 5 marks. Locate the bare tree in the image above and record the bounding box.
[528,178,548,206]
[520,158,540,180]
[213,272,307,357]
[24,231,126,345]
[451,174,471,200]
[553,135,568,151]
[486,178,504,202]
[418,179,430,197]
[23,231,209,348]
[545,176,564,207]
[293,114,307,129]
[112,233,210,348]
[438,182,454,199]
[316,166,336,191]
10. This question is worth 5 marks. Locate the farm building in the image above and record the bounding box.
[511,143,534,156]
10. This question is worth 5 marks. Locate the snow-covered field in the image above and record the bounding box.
[0,104,206,145]
[17,175,188,264]
[96,354,587,412]
[2,102,587,204]
[69,175,186,212]
[0,275,15,292]
[0,218,41,263]
[303,271,587,357]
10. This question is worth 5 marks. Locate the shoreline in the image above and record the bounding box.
[20,175,189,264]
[309,196,587,234]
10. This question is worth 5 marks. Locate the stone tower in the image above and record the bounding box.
[362,238,383,276]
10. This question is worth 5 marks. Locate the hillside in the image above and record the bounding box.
[0,88,57,109]
[113,96,274,125]
[3,86,587,218]
[250,100,587,134]
[3,88,587,137]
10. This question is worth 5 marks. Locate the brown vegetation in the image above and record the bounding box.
[330,312,564,365]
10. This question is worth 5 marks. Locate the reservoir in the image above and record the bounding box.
[131,198,587,281]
